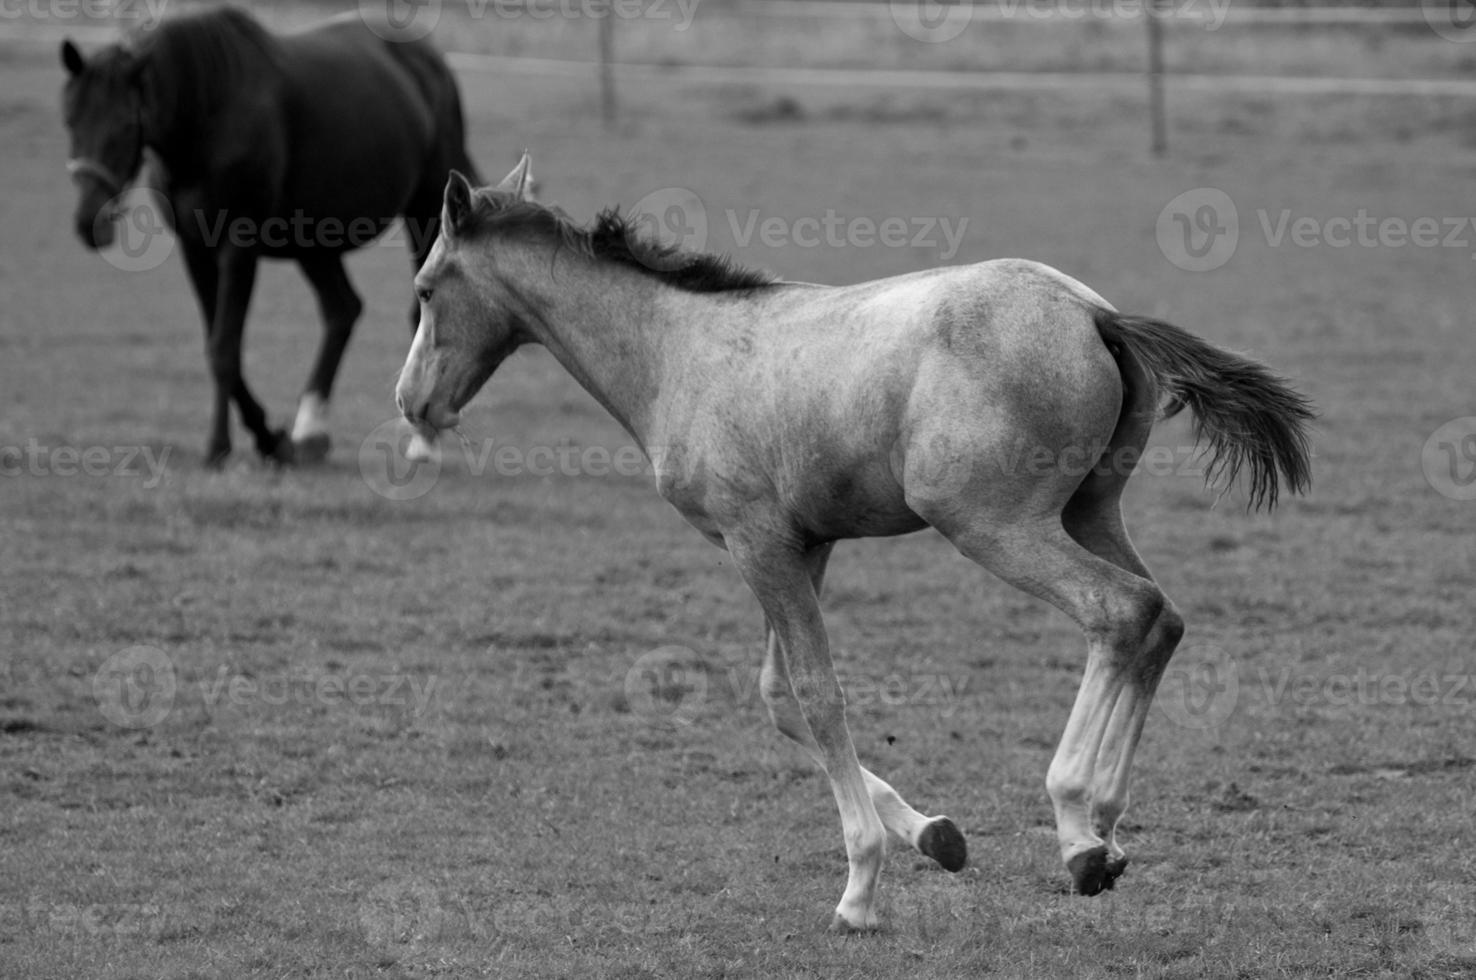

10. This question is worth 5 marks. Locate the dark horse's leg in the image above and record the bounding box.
[205,245,292,466]
[180,239,232,465]
[290,254,364,463]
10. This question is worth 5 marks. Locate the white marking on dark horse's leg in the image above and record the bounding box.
[291,392,331,461]
[733,537,886,932]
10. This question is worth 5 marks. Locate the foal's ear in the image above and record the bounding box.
[496,151,534,202]
[61,39,85,77]
[443,169,475,239]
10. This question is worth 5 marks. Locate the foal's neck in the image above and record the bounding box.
[507,248,736,448]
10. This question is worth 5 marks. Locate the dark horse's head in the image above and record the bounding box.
[60,38,145,249]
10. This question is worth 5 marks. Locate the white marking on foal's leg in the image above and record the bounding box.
[761,634,967,873]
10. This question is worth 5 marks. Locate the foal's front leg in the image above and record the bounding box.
[758,545,966,873]
[730,536,887,932]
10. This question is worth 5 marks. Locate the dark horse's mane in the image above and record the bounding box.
[466,195,778,294]
[128,7,282,127]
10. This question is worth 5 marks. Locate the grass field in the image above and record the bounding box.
[6,12,1476,979]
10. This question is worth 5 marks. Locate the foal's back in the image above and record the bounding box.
[664,259,1126,540]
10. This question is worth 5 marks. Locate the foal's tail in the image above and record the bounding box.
[1093,308,1314,510]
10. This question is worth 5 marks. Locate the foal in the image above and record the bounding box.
[396,158,1314,931]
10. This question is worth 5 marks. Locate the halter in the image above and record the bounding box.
[65,91,145,202]
[66,156,129,198]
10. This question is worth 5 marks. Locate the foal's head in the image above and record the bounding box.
[396,156,538,437]
[60,39,145,249]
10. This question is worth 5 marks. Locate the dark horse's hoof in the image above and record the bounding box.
[205,444,231,469]
[292,432,331,464]
[262,428,295,466]
[918,816,968,872]
[1067,846,1128,896]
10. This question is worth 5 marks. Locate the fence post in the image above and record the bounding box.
[599,13,617,129]
[1146,0,1167,157]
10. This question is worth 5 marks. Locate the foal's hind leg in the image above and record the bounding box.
[293,255,364,463]
[759,544,967,873]
[928,513,1181,896]
[1059,484,1180,882]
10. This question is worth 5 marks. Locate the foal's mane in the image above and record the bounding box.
[468,195,778,294]
[129,7,282,124]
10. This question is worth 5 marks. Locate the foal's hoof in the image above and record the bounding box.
[204,445,230,469]
[1066,846,1128,896]
[828,912,879,935]
[918,816,968,872]
[291,432,331,465]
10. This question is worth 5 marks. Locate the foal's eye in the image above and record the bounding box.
[416,287,433,304]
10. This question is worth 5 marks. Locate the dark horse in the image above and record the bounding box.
[61,7,481,464]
